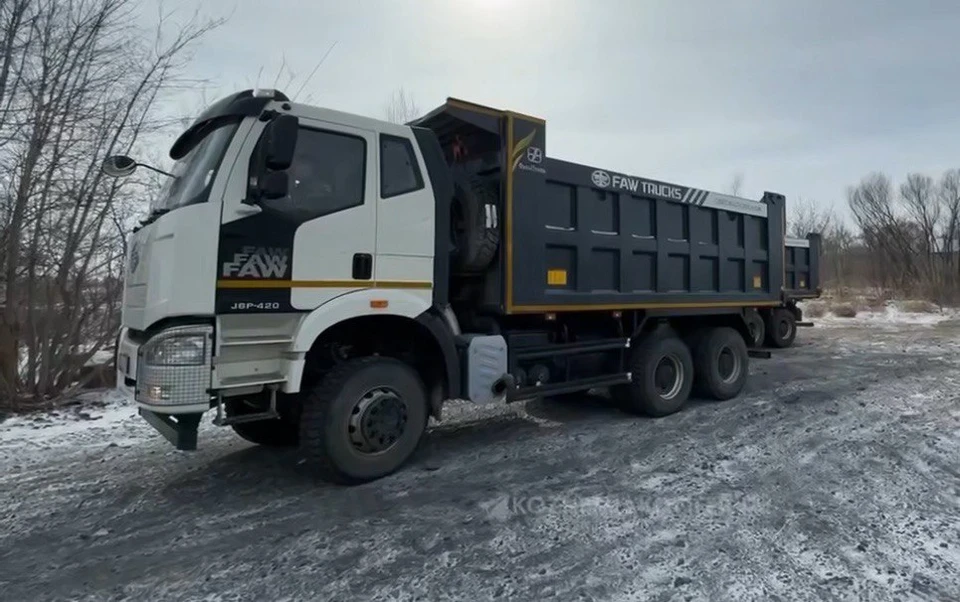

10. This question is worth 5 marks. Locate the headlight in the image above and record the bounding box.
[136,325,213,407]
[143,332,208,366]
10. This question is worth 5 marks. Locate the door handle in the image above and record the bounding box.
[352,253,373,280]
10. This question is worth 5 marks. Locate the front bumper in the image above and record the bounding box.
[138,409,204,451]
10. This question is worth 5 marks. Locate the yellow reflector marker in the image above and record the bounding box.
[547,269,567,286]
[752,275,762,289]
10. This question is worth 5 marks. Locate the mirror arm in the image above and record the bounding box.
[137,163,175,179]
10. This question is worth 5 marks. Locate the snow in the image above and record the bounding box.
[3,319,960,600]
[85,349,114,366]
[0,389,147,449]
[802,302,959,327]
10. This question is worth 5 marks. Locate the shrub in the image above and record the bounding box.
[899,300,937,314]
[832,303,858,318]
[804,302,827,318]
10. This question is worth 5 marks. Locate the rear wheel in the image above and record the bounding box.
[744,310,765,348]
[765,308,797,348]
[613,331,694,417]
[691,327,748,401]
[299,357,428,485]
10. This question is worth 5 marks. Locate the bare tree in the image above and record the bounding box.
[0,0,223,408]
[847,172,920,291]
[821,221,856,290]
[789,196,833,238]
[838,168,960,302]
[938,169,960,278]
[384,87,420,124]
[899,173,943,296]
[727,172,744,197]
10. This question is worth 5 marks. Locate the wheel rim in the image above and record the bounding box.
[654,354,684,400]
[717,346,742,384]
[778,318,793,340]
[348,387,408,454]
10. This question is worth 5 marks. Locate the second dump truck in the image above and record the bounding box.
[109,90,820,484]
[742,234,823,349]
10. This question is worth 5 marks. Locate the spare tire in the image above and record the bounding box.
[451,175,500,272]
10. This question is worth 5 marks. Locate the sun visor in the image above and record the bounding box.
[169,89,290,160]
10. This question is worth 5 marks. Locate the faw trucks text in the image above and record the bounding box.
[592,170,683,200]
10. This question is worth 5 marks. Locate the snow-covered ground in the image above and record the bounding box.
[3,316,960,601]
[803,301,960,327]
[0,390,141,449]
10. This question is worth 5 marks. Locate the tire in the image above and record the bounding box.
[744,309,765,348]
[451,174,499,272]
[764,308,797,349]
[691,327,749,401]
[299,357,428,485]
[228,402,299,447]
[613,331,694,417]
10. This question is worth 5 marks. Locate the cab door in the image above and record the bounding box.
[216,117,377,314]
[374,132,435,298]
[287,120,377,311]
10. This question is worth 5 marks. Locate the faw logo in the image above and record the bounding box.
[222,246,289,278]
[591,170,611,188]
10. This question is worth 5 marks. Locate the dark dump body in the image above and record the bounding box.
[415,99,798,315]
[784,234,823,300]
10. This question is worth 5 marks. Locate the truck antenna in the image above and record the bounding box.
[293,40,338,101]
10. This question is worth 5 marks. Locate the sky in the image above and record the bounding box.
[143,0,960,220]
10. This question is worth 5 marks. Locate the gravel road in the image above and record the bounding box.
[2,316,960,601]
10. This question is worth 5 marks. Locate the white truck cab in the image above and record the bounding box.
[112,89,469,477]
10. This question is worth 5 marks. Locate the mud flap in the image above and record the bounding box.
[139,409,203,451]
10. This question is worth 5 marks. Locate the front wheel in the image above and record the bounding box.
[299,357,428,485]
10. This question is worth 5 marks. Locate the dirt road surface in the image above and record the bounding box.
[2,315,960,601]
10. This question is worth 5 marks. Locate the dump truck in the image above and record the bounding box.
[108,89,817,484]
[741,234,823,349]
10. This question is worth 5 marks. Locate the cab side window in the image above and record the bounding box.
[258,126,366,221]
[380,134,424,199]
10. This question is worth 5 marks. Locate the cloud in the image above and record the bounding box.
[149,0,960,212]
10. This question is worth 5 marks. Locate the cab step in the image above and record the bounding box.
[213,385,280,426]
[213,409,280,426]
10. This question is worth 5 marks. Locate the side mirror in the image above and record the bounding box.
[259,171,289,200]
[263,114,298,170]
[101,155,137,178]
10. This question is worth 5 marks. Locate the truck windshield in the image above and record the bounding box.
[149,120,239,214]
